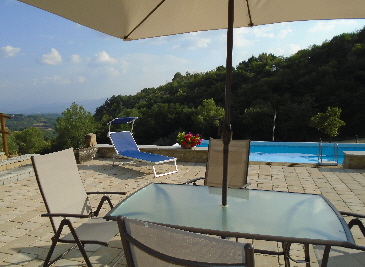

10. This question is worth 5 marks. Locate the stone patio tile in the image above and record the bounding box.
[0,234,16,243]
[304,188,321,194]
[19,246,48,258]
[0,221,19,233]
[5,227,30,239]
[287,186,305,193]
[88,246,123,266]
[253,239,281,253]
[3,251,37,265]
[1,210,24,222]
[256,254,282,266]
[321,193,343,202]
[49,258,82,266]
[0,252,11,262]
[10,211,40,224]
[1,160,365,266]
[30,233,54,248]
[35,243,74,261]
[21,258,45,267]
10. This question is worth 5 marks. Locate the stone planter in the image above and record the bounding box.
[181,144,193,149]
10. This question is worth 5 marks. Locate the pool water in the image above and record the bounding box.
[197,140,365,164]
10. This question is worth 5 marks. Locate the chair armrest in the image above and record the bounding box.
[340,211,365,218]
[182,177,204,185]
[241,182,252,188]
[353,245,365,251]
[41,213,91,218]
[87,191,126,195]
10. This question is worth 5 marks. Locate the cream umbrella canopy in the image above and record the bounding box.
[18,0,365,205]
[16,0,365,40]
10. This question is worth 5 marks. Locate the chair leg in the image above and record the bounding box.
[304,244,310,267]
[44,244,78,267]
[282,242,291,267]
[321,245,331,267]
[44,218,93,267]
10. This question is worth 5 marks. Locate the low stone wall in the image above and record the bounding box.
[0,152,7,161]
[343,151,365,169]
[0,154,36,172]
[74,147,98,164]
[96,144,208,163]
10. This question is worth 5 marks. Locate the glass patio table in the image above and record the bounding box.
[105,183,356,266]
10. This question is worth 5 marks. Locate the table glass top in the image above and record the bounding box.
[106,183,353,243]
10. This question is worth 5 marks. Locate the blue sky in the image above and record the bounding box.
[1,0,365,113]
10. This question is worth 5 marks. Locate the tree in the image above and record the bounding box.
[134,103,194,145]
[242,103,275,141]
[310,107,346,139]
[0,131,19,155]
[13,127,50,154]
[193,99,224,138]
[54,103,98,149]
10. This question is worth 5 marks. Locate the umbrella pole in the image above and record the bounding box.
[222,0,234,206]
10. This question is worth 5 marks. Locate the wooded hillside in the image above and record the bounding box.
[94,27,365,145]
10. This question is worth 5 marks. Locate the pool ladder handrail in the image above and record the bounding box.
[318,141,339,165]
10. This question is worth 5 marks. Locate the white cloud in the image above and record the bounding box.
[123,53,190,75]
[277,27,292,38]
[231,28,252,48]
[267,43,302,57]
[107,67,120,76]
[172,32,212,50]
[252,26,275,38]
[308,19,357,33]
[0,45,21,57]
[77,76,86,83]
[40,48,62,65]
[33,75,70,85]
[234,35,252,47]
[195,38,211,48]
[0,79,12,88]
[70,54,81,63]
[149,36,168,45]
[93,51,117,65]
[288,44,301,55]
[267,47,285,56]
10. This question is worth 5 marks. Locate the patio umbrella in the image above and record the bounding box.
[18,0,365,206]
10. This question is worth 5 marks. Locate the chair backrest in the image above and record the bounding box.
[31,148,92,233]
[118,216,254,267]
[205,139,250,188]
[109,131,139,154]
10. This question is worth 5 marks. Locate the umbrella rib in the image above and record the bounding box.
[245,0,254,27]
[124,0,166,40]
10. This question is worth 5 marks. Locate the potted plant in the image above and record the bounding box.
[177,132,202,149]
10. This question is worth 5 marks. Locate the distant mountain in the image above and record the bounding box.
[4,98,107,115]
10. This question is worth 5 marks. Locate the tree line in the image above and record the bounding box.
[94,27,365,145]
[2,26,364,155]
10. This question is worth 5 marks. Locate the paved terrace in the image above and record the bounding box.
[1,159,365,266]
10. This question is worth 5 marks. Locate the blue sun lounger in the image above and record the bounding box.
[108,121,178,177]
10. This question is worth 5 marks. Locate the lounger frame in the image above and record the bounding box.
[109,131,178,177]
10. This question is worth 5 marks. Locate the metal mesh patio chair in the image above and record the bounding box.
[118,216,255,267]
[31,148,126,267]
[185,138,250,188]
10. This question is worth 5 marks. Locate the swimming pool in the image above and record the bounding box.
[197,140,365,164]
